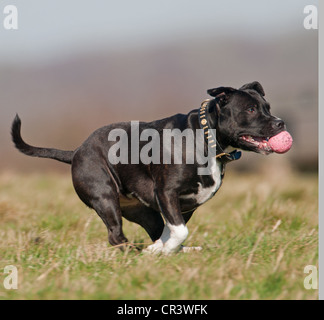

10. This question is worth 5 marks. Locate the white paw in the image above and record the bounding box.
[143,224,190,255]
[142,239,163,254]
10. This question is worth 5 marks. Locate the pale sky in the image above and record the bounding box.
[0,0,317,64]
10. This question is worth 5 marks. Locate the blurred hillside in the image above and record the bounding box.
[0,33,317,173]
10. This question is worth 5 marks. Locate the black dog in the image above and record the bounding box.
[11,81,289,254]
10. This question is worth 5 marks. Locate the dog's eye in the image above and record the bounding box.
[247,106,256,113]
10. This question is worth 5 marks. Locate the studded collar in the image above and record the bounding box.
[198,99,241,164]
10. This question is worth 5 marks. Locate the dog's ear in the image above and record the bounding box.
[239,81,265,96]
[207,87,236,108]
[207,87,236,98]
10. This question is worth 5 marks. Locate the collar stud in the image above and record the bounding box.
[199,99,241,164]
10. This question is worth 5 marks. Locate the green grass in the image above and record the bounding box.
[0,170,318,300]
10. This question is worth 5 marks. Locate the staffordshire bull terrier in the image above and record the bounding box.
[11,81,292,254]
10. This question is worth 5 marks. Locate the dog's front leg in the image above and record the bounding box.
[154,190,189,255]
[145,223,189,255]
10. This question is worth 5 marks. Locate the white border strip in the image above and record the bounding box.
[319,0,322,301]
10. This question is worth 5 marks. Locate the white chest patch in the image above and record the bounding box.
[180,158,222,205]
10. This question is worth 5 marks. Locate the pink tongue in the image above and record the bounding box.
[268,131,293,154]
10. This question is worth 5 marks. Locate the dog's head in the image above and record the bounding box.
[207,81,292,155]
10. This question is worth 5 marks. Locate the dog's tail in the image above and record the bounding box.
[11,114,74,165]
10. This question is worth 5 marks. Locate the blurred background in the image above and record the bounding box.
[0,0,318,173]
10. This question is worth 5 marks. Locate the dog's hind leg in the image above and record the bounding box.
[72,154,128,249]
[122,205,164,242]
[182,210,194,224]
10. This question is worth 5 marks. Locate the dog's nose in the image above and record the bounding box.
[272,119,285,130]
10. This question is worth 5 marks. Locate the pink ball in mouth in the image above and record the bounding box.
[268,131,293,154]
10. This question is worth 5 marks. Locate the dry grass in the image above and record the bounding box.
[0,169,318,300]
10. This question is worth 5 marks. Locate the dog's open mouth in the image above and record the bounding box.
[240,135,272,152]
[240,131,293,154]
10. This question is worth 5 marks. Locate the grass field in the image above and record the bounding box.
[0,170,318,300]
